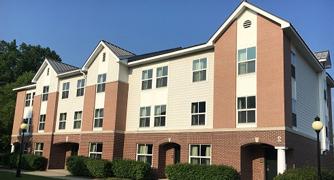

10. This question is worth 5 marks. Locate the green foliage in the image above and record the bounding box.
[0,153,47,170]
[0,39,61,153]
[66,156,90,176]
[111,159,152,180]
[165,163,239,180]
[274,167,334,180]
[66,156,112,178]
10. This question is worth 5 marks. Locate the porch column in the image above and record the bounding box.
[275,146,287,174]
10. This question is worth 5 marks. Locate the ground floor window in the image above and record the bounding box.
[34,143,44,156]
[89,142,103,159]
[189,144,211,165]
[136,144,153,166]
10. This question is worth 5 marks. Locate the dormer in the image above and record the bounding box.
[314,50,331,69]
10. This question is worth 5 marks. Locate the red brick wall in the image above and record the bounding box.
[82,85,96,131]
[12,90,26,136]
[45,92,59,132]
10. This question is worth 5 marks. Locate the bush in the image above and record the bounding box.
[274,167,334,180]
[111,159,151,180]
[0,153,47,170]
[66,156,112,178]
[165,163,239,180]
[66,156,90,176]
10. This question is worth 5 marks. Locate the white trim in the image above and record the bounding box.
[188,144,212,165]
[136,144,153,166]
[13,84,36,91]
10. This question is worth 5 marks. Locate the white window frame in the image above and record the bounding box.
[156,66,168,88]
[142,69,153,90]
[192,58,207,82]
[89,142,103,159]
[58,113,67,130]
[38,114,46,132]
[154,105,166,127]
[76,79,85,97]
[237,47,256,75]
[73,111,82,129]
[136,144,153,166]
[94,108,104,129]
[139,106,151,128]
[237,96,256,127]
[31,92,35,106]
[34,143,44,156]
[96,74,106,93]
[23,118,32,133]
[62,82,70,99]
[25,93,31,107]
[42,86,49,101]
[189,144,212,165]
[191,101,206,126]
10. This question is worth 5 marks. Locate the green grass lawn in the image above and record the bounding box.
[0,171,59,180]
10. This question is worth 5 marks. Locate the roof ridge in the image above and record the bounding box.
[102,40,136,55]
[47,58,79,69]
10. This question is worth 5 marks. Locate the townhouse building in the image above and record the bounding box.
[10,2,334,180]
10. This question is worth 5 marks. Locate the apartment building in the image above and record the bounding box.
[10,2,334,180]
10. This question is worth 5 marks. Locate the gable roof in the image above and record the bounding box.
[102,40,135,59]
[128,47,182,63]
[47,59,79,73]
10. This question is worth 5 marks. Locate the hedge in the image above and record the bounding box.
[274,167,334,180]
[111,159,152,180]
[66,156,112,178]
[165,163,239,180]
[0,153,47,170]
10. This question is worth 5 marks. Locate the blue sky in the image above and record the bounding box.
[1,0,333,69]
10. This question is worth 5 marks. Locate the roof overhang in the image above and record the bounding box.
[31,58,52,83]
[13,84,36,91]
[326,73,334,87]
[57,69,83,79]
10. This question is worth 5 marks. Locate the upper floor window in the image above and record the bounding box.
[23,118,32,133]
[154,105,166,127]
[77,79,85,96]
[94,108,104,128]
[32,92,35,105]
[237,96,256,124]
[102,52,106,62]
[89,142,103,159]
[73,111,82,129]
[238,47,256,75]
[58,113,67,130]
[189,144,211,165]
[156,66,168,88]
[38,114,46,131]
[34,143,44,156]
[142,69,153,90]
[139,106,150,127]
[42,86,49,101]
[193,58,207,82]
[62,82,70,99]
[292,99,297,127]
[291,51,296,79]
[25,93,31,107]
[191,101,206,125]
[137,144,153,166]
[96,74,106,93]
[47,68,50,76]
[324,89,327,101]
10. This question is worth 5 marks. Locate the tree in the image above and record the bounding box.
[0,40,61,153]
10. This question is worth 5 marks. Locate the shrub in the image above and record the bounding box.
[274,167,334,180]
[165,163,239,180]
[0,153,47,170]
[85,158,113,178]
[66,156,90,176]
[111,159,151,180]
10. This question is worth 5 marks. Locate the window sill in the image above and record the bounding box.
[236,123,257,128]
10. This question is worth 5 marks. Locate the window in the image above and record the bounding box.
[25,93,31,107]
[156,66,168,88]
[102,52,106,62]
[62,82,70,99]
[154,105,166,127]
[238,47,256,75]
[47,68,49,76]
[42,86,49,101]
[291,51,296,79]
[237,96,256,123]
[76,79,85,96]
[142,69,153,90]
[94,108,104,128]
[23,118,32,133]
[292,99,297,127]
[32,92,35,105]
[73,111,82,129]
[34,143,44,156]
[89,143,103,159]
[191,101,206,125]
[58,113,67,130]
[324,90,327,101]
[193,58,207,82]
[189,145,211,165]
[38,115,46,131]
[136,144,153,165]
[139,107,151,127]
[97,74,106,93]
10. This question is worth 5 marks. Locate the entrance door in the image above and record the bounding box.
[265,148,277,180]
[158,143,181,178]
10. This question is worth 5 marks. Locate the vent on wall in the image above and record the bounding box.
[243,20,252,28]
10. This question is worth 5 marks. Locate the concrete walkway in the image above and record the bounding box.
[0,168,90,180]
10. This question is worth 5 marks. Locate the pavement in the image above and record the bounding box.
[0,168,89,180]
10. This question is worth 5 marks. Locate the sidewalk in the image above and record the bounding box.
[0,168,89,180]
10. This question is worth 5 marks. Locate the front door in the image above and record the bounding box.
[265,149,277,180]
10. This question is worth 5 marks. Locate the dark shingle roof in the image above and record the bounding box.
[102,40,135,59]
[127,47,183,62]
[314,50,329,60]
[47,59,79,74]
